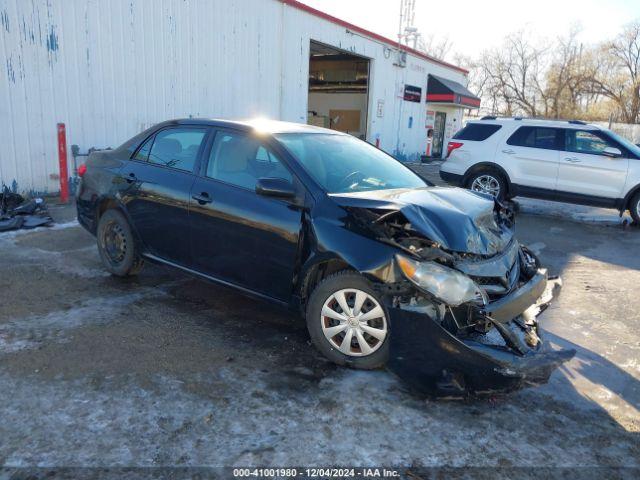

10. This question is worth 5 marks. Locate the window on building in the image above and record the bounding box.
[507,127,561,150]
[147,128,207,172]
[207,132,292,190]
[452,123,502,141]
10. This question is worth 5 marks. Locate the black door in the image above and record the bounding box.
[189,129,303,301]
[432,112,446,158]
[119,126,209,266]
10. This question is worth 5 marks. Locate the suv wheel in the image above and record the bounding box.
[631,191,640,224]
[96,209,144,277]
[467,170,508,201]
[306,271,389,369]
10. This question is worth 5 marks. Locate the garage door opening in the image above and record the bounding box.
[307,41,370,139]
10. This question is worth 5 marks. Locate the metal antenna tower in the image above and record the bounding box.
[397,0,424,50]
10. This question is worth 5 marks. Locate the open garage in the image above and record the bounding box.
[307,41,370,139]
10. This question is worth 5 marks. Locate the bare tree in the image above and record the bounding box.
[462,23,640,123]
[420,33,453,61]
[470,31,547,117]
[591,21,640,123]
[544,26,600,119]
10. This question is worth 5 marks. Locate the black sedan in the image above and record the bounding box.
[77,118,574,395]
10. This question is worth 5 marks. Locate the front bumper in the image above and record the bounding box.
[482,268,547,323]
[387,271,575,396]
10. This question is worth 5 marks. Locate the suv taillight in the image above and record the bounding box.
[78,163,87,177]
[446,142,463,158]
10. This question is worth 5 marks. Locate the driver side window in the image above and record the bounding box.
[566,130,617,155]
[206,132,292,191]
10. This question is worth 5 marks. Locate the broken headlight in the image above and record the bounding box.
[396,255,487,307]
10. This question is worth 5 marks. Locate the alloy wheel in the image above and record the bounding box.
[471,174,501,197]
[320,288,388,357]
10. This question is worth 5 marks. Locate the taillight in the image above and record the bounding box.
[78,163,87,177]
[446,142,463,158]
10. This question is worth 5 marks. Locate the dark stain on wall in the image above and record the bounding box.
[6,56,15,84]
[1,10,9,32]
[46,27,58,52]
[20,17,36,44]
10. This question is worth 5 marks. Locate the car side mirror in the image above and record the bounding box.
[255,177,296,199]
[603,147,622,158]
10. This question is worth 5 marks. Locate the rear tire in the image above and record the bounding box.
[466,169,508,201]
[96,209,144,277]
[630,191,640,224]
[306,271,389,370]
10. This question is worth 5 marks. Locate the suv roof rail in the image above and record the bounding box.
[478,116,591,125]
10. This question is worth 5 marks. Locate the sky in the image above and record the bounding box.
[297,0,640,61]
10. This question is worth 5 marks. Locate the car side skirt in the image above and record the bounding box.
[513,185,621,209]
[439,171,625,211]
[143,252,292,309]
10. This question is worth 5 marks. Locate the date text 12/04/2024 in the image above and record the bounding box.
[232,467,400,478]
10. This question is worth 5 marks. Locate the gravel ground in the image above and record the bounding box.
[0,174,639,476]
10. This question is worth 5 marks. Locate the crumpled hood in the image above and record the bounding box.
[330,187,513,255]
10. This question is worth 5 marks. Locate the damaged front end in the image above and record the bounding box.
[333,188,575,396]
[387,249,574,397]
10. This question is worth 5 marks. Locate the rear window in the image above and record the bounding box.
[507,126,561,150]
[452,123,502,141]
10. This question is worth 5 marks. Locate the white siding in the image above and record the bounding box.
[0,0,469,194]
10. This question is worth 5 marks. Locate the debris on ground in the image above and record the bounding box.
[0,186,53,232]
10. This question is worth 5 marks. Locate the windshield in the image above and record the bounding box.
[602,129,640,158]
[274,133,427,193]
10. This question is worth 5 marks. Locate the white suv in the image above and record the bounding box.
[439,117,640,223]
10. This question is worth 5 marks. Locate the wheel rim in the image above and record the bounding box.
[471,175,501,197]
[101,221,127,265]
[320,288,387,357]
[636,198,640,220]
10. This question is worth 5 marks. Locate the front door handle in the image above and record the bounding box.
[192,192,212,204]
[502,149,515,154]
[564,157,581,163]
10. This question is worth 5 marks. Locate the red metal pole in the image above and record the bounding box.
[57,123,69,203]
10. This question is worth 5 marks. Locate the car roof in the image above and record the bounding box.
[153,118,345,135]
[468,117,602,130]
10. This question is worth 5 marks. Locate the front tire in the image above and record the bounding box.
[306,271,389,369]
[466,169,508,201]
[96,209,144,277]
[630,191,640,224]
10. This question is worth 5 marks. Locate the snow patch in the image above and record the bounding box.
[0,290,164,353]
[0,219,79,240]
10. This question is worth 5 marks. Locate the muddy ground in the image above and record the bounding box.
[1,166,639,476]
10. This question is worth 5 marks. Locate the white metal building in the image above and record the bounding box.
[0,0,478,194]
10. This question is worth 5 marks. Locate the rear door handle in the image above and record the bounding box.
[192,192,212,204]
[502,149,515,154]
[125,172,138,183]
[564,157,581,163]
